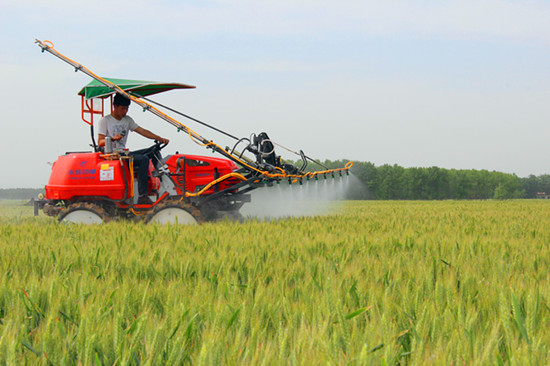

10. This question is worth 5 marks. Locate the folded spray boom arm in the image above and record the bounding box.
[35,39,353,187]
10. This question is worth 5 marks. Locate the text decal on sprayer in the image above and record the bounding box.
[100,166,114,181]
[69,169,97,180]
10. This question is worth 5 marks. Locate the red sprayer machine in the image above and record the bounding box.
[33,40,352,224]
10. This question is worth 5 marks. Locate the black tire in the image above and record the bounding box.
[58,202,111,224]
[145,201,202,224]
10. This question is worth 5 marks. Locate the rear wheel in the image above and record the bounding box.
[146,202,202,225]
[58,203,110,224]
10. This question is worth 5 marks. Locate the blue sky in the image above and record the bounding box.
[1,0,549,188]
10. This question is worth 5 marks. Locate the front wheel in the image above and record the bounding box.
[58,203,110,224]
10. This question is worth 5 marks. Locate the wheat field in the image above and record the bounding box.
[0,200,548,365]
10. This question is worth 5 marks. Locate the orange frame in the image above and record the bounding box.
[81,95,115,125]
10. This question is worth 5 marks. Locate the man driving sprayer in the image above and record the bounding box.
[97,93,170,204]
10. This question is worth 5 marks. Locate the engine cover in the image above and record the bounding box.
[45,152,131,200]
[164,154,241,195]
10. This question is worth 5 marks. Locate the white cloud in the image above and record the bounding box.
[165,0,550,42]
[6,0,550,42]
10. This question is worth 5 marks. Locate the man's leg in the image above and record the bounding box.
[130,152,150,199]
[132,147,162,169]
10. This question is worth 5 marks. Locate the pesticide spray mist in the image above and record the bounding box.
[240,173,365,220]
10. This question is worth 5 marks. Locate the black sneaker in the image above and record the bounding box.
[137,195,153,205]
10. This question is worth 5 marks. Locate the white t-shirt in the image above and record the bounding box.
[98,114,139,150]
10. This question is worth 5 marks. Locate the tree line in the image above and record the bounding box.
[2,161,550,200]
[305,160,550,200]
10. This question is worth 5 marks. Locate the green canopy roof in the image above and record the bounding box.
[78,77,196,99]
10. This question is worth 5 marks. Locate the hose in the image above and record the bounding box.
[182,172,248,198]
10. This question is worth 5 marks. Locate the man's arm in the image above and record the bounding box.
[134,126,169,144]
[97,133,124,147]
[98,133,106,147]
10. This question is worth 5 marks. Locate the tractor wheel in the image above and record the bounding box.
[58,202,111,224]
[146,202,202,225]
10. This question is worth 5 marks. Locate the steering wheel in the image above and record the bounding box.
[153,140,168,151]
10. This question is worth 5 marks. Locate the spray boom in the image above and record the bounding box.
[35,39,353,195]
